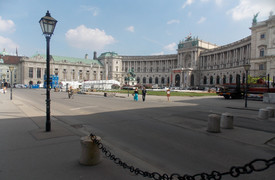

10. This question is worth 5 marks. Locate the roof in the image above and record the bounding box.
[0,55,21,65]
[98,52,119,59]
[31,54,102,66]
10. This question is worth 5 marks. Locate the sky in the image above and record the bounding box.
[0,0,274,58]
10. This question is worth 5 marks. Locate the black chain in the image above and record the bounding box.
[90,133,275,180]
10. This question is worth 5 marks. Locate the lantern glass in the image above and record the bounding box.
[39,11,57,36]
[243,64,251,71]
[9,66,14,72]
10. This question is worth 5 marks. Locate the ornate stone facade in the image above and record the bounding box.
[19,54,102,85]
[1,15,274,89]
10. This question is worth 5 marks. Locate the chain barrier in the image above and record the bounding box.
[90,133,275,180]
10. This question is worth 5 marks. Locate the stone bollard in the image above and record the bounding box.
[266,107,275,118]
[258,108,269,120]
[79,136,101,166]
[207,114,221,133]
[221,113,234,129]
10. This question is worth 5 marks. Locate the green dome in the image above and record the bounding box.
[98,52,118,58]
[0,49,8,56]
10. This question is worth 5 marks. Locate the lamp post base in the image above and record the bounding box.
[46,122,51,132]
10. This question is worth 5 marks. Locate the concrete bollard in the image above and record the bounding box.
[258,108,269,120]
[221,113,234,129]
[79,136,101,166]
[266,107,275,118]
[207,114,221,133]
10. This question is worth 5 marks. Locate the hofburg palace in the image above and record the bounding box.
[1,15,275,89]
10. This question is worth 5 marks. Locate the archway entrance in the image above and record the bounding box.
[191,74,194,86]
[175,74,180,87]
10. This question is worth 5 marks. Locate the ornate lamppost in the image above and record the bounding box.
[243,63,251,108]
[39,10,57,132]
[9,66,14,100]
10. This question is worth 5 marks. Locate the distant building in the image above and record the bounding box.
[0,49,21,86]
[1,15,274,88]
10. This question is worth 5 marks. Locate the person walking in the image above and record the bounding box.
[142,87,147,102]
[133,88,139,101]
[68,86,74,99]
[166,88,170,101]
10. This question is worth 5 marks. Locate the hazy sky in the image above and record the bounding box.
[0,0,274,58]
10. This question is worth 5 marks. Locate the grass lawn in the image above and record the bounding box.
[106,89,216,97]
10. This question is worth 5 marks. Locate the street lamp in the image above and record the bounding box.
[9,66,14,100]
[2,74,6,87]
[39,10,57,132]
[127,73,130,97]
[243,63,251,108]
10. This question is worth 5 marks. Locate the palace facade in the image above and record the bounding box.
[1,15,275,89]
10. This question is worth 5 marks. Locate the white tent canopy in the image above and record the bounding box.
[60,80,120,90]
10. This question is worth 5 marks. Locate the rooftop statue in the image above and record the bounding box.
[252,12,259,25]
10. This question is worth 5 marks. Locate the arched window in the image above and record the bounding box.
[216,76,220,84]
[143,77,146,84]
[137,77,140,83]
[175,74,180,87]
[210,76,213,84]
[149,77,152,84]
[167,77,170,85]
[236,74,240,85]
[155,77,159,84]
[229,75,233,83]
[191,74,194,86]
[203,76,207,84]
[161,77,165,84]
[223,75,226,84]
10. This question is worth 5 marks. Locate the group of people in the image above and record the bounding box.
[133,87,147,102]
[132,87,171,102]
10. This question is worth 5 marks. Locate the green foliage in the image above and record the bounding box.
[248,75,273,84]
[144,84,152,89]
[111,84,120,89]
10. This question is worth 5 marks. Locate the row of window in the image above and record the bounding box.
[124,67,172,73]
[126,76,170,85]
[202,74,245,85]
[28,67,103,79]
[124,60,174,66]
[28,67,41,78]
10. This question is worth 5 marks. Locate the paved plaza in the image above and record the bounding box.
[0,89,274,180]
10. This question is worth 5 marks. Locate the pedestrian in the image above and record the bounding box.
[3,86,6,94]
[142,87,147,102]
[133,88,139,101]
[166,88,170,101]
[68,86,74,99]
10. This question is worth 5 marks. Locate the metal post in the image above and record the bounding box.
[10,71,13,100]
[128,79,129,97]
[46,36,51,132]
[267,74,270,92]
[245,70,248,108]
